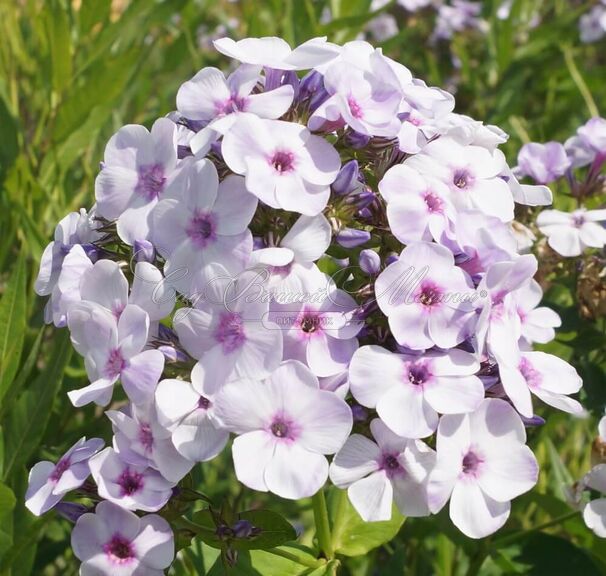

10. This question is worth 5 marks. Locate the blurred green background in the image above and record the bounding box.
[0,0,605,574]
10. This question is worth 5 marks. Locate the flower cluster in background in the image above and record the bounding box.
[25,32,603,574]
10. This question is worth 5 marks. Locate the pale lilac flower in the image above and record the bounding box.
[25,437,104,516]
[349,346,484,438]
[398,0,433,11]
[580,5,606,43]
[222,114,341,215]
[67,303,164,407]
[375,242,477,350]
[213,36,341,70]
[498,351,583,418]
[566,117,606,167]
[513,280,561,346]
[213,361,353,499]
[89,448,174,512]
[359,249,381,275]
[95,118,178,245]
[248,213,332,296]
[270,278,362,377]
[366,14,399,42]
[427,398,539,539]
[177,64,294,132]
[475,255,538,365]
[309,53,402,138]
[71,500,174,575]
[154,362,229,463]
[583,463,606,537]
[330,419,435,521]
[173,271,283,392]
[80,259,175,322]
[379,164,455,244]
[35,208,99,297]
[515,142,571,184]
[151,158,256,297]
[537,208,606,257]
[107,403,194,483]
[433,1,487,41]
[403,136,514,222]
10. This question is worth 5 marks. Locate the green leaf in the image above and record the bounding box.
[2,330,72,481]
[0,483,16,560]
[328,488,405,557]
[0,250,27,406]
[46,0,72,94]
[191,508,297,551]
[78,0,111,35]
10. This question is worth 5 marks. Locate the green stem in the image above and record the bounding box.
[493,510,580,548]
[312,488,334,559]
[265,547,326,569]
[562,46,599,117]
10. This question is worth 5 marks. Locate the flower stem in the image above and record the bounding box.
[265,547,326,569]
[312,488,334,559]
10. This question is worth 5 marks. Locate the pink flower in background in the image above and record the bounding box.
[515,142,571,184]
[214,361,352,499]
[330,419,435,520]
[71,501,174,576]
[427,399,538,539]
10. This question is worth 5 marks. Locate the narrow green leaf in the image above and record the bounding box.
[2,330,72,481]
[0,250,27,406]
[47,0,72,94]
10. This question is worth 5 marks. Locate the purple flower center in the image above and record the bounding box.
[270,416,295,440]
[453,169,472,190]
[198,396,211,410]
[138,423,154,452]
[408,363,430,386]
[423,191,443,213]
[418,283,441,307]
[104,534,135,564]
[347,96,364,119]
[186,211,217,248]
[380,453,405,479]
[519,357,542,389]
[104,348,126,378]
[572,213,585,228]
[136,163,166,201]
[216,93,248,116]
[214,312,246,353]
[50,458,71,482]
[462,450,483,477]
[270,150,295,173]
[118,469,144,496]
[269,262,293,278]
[300,313,322,334]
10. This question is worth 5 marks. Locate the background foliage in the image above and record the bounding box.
[0,0,605,574]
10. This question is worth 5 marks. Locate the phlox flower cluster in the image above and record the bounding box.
[27,34,591,574]
[513,117,606,257]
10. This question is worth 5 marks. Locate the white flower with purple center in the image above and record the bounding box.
[309,52,402,138]
[25,437,104,516]
[35,208,99,298]
[151,158,256,297]
[177,64,294,132]
[71,500,174,576]
[375,242,477,350]
[498,350,583,418]
[67,302,164,407]
[536,208,606,257]
[222,113,341,216]
[154,362,229,463]
[349,346,484,438]
[173,271,283,392]
[107,403,194,484]
[330,419,435,521]
[378,163,455,244]
[95,118,178,245]
[513,280,561,346]
[270,279,362,377]
[403,136,514,222]
[89,447,174,512]
[427,398,539,539]
[213,360,353,499]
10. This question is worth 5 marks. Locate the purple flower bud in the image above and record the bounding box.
[253,236,266,250]
[357,207,373,219]
[299,70,330,112]
[336,228,371,248]
[344,130,371,149]
[134,240,156,263]
[81,243,99,263]
[385,252,399,266]
[157,324,176,341]
[359,249,381,275]
[351,404,368,422]
[332,160,360,196]
[232,519,255,538]
[354,190,376,210]
[55,502,89,523]
[177,144,193,160]
[158,345,189,363]
[521,414,545,427]
[265,68,300,99]
[210,140,223,157]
